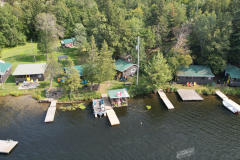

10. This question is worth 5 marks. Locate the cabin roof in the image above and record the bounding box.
[63,65,83,76]
[0,61,12,75]
[61,38,76,44]
[12,63,47,76]
[108,88,130,99]
[225,63,240,78]
[115,59,135,72]
[177,65,215,77]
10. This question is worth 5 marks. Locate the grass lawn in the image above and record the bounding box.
[0,43,88,96]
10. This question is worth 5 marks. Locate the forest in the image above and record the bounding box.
[0,0,240,76]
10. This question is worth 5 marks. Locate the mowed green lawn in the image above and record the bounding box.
[0,43,87,95]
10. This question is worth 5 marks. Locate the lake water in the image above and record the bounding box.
[0,94,240,159]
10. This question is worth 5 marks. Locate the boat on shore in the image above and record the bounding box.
[222,100,239,114]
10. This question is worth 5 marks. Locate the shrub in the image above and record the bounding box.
[205,90,212,95]
[58,95,69,102]
[196,89,201,94]
[209,88,216,94]
[202,89,207,94]
[146,105,151,109]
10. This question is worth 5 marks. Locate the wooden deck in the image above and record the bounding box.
[215,91,228,100]
[45,100,57,123]
[177,89,203,101]
[106,109,120,126]
[102,94,120,126]
[0,140,18,154]
[157,89,174,109]
[102,94,113,110]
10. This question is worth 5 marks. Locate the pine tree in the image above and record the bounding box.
[94,40,116,89]
[82,36,98,90]
[65,59,82,93]
[144,52,172,93]
[44,54,63,89]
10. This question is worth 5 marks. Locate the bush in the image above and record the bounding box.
[209,88,216,94]
[146,105,151,109]
[58,95,69,102]
[0,93,6,97]
[205,90,212,95]
[196,89,202,94]
[201,89,207,94]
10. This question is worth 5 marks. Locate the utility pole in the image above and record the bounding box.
[136,36,140,86]
[31,39,36,62]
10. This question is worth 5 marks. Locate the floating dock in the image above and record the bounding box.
[157,89,174,109]
[45,100,57,123]
[177,89,203,101]
[101,94,120,126]
[215,91,228,100]
[0,140,18,154]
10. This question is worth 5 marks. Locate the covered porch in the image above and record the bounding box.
[107,89,129,107]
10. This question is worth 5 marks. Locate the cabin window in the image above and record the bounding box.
[196,77,200,80]
[131,68,136,73]
[201,77,205,80]
[208,77,211,80]
[193,77,196,79]
[187,77,192,80]
[237,79,240,82]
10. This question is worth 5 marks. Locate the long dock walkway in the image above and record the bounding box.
[0,140,18,154]
[215,91,228,100]
[101,94,120,126]
[157,89,174,109]
[45,100,57,123]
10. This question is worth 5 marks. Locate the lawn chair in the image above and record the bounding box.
[189,82,193,87]
[30,79,33,83]
[57,78,61,82]
[85,80,88,83]
[186,82,190,86]
[194,82,196,86]
[82,80,85,84]
[121,78,124,81]
[125,78,128,81]
[35,79,38,83]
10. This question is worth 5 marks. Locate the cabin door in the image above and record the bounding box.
[26,75,30,81]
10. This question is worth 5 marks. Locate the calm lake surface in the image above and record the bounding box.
[0,94,240,160]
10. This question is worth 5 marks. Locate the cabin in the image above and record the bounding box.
[60,38,76,48]
[12,63,47,82]
[108,88,130,107]
[224,63,240,86]
[0,60,12,83]
[63,65,83,76]
[176,65,215,84]
[115,59,137,79]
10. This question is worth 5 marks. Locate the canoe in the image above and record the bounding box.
[222,101,239,114]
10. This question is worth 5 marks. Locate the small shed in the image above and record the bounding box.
[224,63,240,86]
[0,60,12,83]
[60,38,76,48]
[176,65,215,84]
[12,63,47,82]
[115,59,137,78]
[63,65,83,76]
[108,88,130,107]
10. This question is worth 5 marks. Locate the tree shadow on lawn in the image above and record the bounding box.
[3,54,47,64]
[5,75,16,83]
[57,48,88,65]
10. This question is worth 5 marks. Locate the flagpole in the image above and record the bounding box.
[136,36,139,86]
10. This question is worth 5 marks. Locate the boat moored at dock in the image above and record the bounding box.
[222,100,239,114]
[93,99,106,118]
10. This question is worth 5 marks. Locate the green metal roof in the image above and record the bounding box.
[177,65,215,77]
[0,61,12,75]
[225,63,240,78]
[63,38,75,44]
[12,63,46,76]
[63,65,83,76]
[115,59,135,72]
[108,88,130,99]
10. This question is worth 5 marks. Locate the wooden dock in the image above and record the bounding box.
[177,89,203,101]
[224,99,240,111]
[157,89,174,109]
[102,94,120,126]
[106,109,120,126]
[215,91,228,100]
[45,100,57,123]
[102,94,113,110]
[0,140,18,154]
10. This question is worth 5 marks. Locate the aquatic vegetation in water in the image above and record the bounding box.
[60,103,86,111]
[146,105,151,110]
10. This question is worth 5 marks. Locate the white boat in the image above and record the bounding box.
[222,101,239,114]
